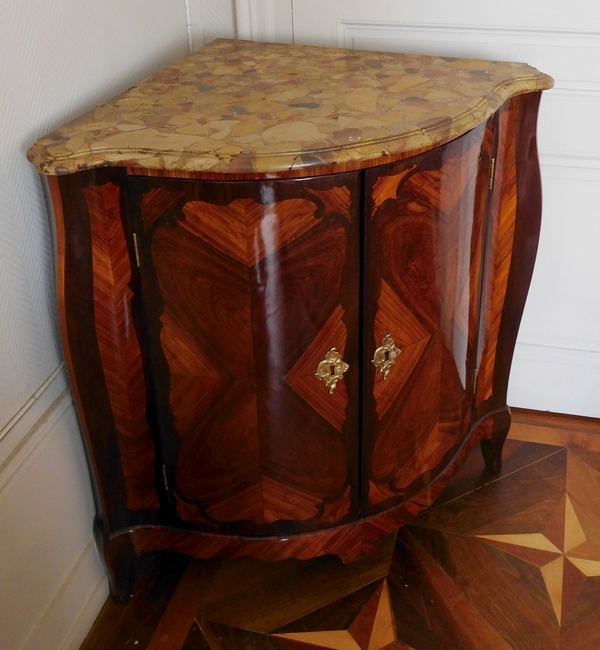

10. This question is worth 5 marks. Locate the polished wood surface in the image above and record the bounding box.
[477,92,544,471]
[362,119,494,514]
[80,411,600,650]
[111,412,493,566]
[84,182,159,512]
[129,173,361,535]
[49,92,545,600]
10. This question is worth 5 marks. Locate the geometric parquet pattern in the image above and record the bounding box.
[80,410,600,650]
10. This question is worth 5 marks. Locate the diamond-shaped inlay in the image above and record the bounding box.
[273,579,396,649]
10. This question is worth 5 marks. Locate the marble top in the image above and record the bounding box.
[27,39,553,177]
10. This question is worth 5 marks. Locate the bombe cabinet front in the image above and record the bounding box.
[49,93,541,599]
[31,39,553,600]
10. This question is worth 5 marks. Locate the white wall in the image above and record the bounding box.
[190,0,237,45]
[0,2,193,648]
[231,0,600,418]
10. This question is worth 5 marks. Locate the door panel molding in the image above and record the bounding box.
[336,21,600,88]
[235,0,293,43]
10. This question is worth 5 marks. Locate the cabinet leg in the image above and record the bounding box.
[94,519,138,602]
[480,407,511,474]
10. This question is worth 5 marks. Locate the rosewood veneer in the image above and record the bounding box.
[27,39,553,600]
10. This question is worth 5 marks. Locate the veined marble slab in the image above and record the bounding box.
[27,39,553,177]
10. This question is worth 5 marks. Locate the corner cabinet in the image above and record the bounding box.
[30,39,553,600]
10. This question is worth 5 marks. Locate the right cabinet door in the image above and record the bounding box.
[362,119,494,514]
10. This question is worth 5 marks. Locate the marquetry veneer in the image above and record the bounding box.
[28,39,553,600]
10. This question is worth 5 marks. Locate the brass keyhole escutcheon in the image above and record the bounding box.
[315,348,349,394]
[372,334,401,380]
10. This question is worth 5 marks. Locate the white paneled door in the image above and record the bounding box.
[283,0,600,417]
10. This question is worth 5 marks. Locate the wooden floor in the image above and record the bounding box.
[80,409,600,650]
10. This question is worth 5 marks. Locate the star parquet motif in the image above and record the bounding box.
[405,435,600,649]
[477,491,600,625]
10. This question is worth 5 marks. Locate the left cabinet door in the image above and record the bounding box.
[128,172,361,536]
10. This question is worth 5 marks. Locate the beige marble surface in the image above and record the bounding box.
[27,39,553,176]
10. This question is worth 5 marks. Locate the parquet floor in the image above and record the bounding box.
[80,409,600,650]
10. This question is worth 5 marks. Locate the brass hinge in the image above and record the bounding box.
[489,157,496,191]
[132,232,141,268]
[162,465,169,491]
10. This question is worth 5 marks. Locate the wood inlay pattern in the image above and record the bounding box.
[125,414,494,565]
[362,122,491,514]
[84,183,159,511]
[132,174,361,535]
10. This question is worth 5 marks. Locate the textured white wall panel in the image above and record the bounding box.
[290,0,600,44]
[0,393,107,650]
[0,2,191,647]
[0,1,189,432]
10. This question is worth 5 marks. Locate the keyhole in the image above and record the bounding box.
[384,351,390,361]
[330,365,336,375]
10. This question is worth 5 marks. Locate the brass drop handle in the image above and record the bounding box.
[315,348,349,394]
[372,334,401,380]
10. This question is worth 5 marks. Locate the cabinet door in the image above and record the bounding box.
[128,173,360,535]
[362,121,494,514]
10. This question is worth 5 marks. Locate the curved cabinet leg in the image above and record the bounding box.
[476,94,543,475]
[95,519,138,602]
[480,407,511,473]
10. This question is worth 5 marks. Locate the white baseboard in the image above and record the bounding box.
[61,576,108,650]
[24,540,109,650]
[509,342,600,418]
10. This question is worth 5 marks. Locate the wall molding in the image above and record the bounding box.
[184,0,194,52]
[336,21,600,47]
[540,154,600,184]
[0,363,69,466]
[549,85,600,100]
[0,369,106,650]
[541,153,600,170]
[0,364,70,485]
[0,388,73,500]
[335,20,600,91]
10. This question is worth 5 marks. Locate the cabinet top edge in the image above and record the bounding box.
[27,38,553,177]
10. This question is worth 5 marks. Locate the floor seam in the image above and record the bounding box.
[432,446,566,508]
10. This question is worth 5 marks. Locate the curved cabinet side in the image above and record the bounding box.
[50,168,161,599]
[476,92,544,472]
